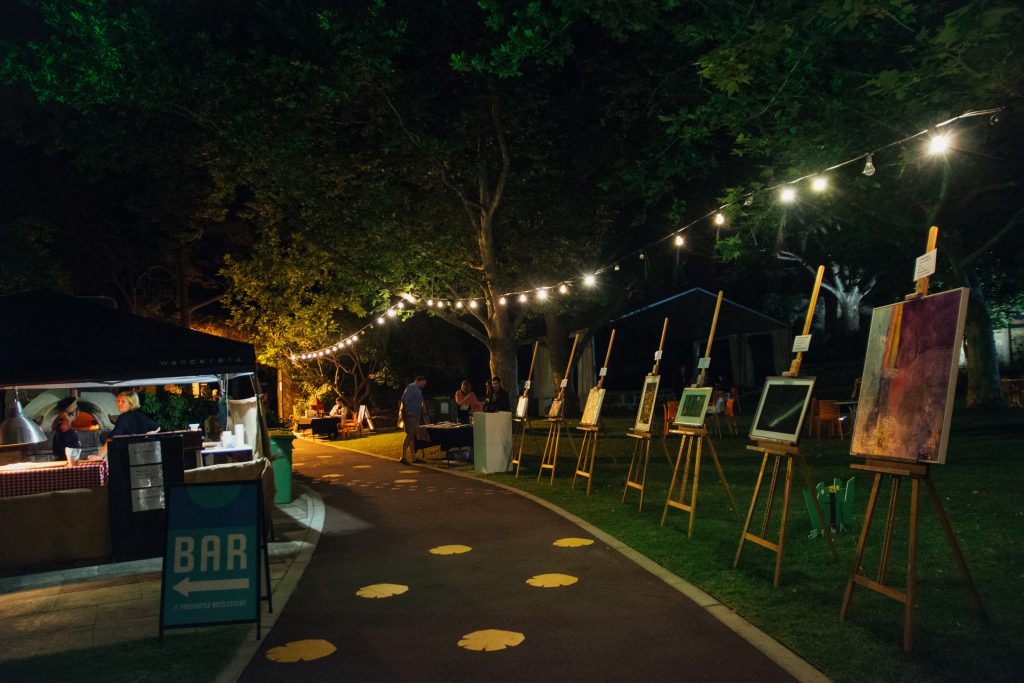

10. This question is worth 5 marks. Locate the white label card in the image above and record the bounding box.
[654,350,663,360]
[131,487,165,512]
[524,380,531,390]
[599,367,608,377]
[560,379,568,388]
[697,357,711,369]
[128,441,162,466]
[129,464,164,489]
[914,249,937,281]
[792,334,812,353]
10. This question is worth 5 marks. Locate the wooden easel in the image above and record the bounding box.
[573,330,616,495]
[734,267,837,587]
[622,318,669,511]
[663,291,740,536]
[510,340,539,477]
[839,227,986,651]
[538,333,581,484]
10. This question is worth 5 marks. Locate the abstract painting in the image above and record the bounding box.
[579,387,606,426]
[851,288,968,464]
[749,377,816,444]
[673,387,713,428]
[633,375,661,433]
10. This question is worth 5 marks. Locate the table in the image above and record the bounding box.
[310,417,340,439]
[0,460,109,498]
[421,423,473,453]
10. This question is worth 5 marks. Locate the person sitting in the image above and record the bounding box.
[329,396,348,418]
[96,390,160,459]
[484,377,511,412]
[454,380,483,424]
[51,397,81,461]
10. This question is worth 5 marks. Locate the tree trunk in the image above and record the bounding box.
[543,310,578,412]
[962,272,1003,407]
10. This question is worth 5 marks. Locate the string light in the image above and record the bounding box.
[290,106,1000,362]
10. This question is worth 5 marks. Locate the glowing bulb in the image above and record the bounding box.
[498,296,507,305]
[614,264,620,271]
[744,195,754,206]
[583,274,596,287]
[377,317,385,324]
[537,289,548,301]
[779,186,797,203]
[437,300,445,308]
[426,299,434,306]
[638,252,645,260]
[469,300,478,309]
[927,133,950,155]
[397,301,404,309]
[674,235,684,247]
[518,294,528,303]
[290,355,297,361]
[456,300,463,309]
[386,308,397,318]
[862,154,876,176]
[810,176,828,192]
[713,212,726,226]
[558,284,568,294]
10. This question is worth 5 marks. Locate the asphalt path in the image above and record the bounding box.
[239,439,799,681]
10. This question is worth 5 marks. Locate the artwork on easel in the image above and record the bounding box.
[515,396,529,419]
[749,377,816,444]
[673,387,712,428]
[633,375,661,433]
[851,288,968,464]
[547,398,564,419]
[579,387,606,427]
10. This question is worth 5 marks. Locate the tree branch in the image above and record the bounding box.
[958,205,1024,271]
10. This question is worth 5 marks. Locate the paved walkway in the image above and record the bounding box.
[238,439,823,682]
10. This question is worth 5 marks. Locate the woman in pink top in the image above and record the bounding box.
[454,380,483,424]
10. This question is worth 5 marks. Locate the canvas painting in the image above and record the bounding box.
[633,375,661,433]
[547,397,564,419]
[515,396,529,419]
[749,377,816,444]
[851,288,968,464]
[673,387,713,428]
[580,387,606,426]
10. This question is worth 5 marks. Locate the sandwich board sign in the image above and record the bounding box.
[160,481,271,638]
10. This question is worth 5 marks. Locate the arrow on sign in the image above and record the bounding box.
[174,577,250,597]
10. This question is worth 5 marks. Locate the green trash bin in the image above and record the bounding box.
[269,431,295,504]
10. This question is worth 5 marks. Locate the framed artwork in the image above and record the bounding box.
[673,387,713,428]
[579,387,606,426]
[851,288,968,464]
[547,397,564,419]
[749,376,816,444]
[632,375,661,433]
[515,396,529,419]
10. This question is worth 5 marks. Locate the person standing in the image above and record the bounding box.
[51,396,81,461]
[484,377,511,412]
[400,375,428,464]
[454,380,483,424]
[96,390,160,459]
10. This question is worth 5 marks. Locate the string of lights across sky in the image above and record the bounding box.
[290,106,1002,362]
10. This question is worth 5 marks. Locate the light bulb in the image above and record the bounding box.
[387,308,397,318]
[810,176,828,192]
[614,264,620,271]
[537,289,548,301]
[518,294,528,303]
[674,235,684,247]
[583,274,596,287]
[456,300,463,309]
[498,296,507,305]
[469,300,478,309]
[744,195,754,206]
[377,317,385,324]
[713,212,726,226]
[290,355,297,361]
[558,284,568,294]
[437,300,445,308]
[639,252,645,260]
[426,299,434,306]
[927,133,950,155]
[397,301,404,309]
[779,186,797,203]
[862,154,876,176]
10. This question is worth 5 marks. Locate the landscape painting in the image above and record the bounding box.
[749,377,816,444]
[633,375,661,433]
[580,387,606,426]
[674,387,713,428]
[851,288,968,464]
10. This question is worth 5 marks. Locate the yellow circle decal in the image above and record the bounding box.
[526,573,579,588]
[356,583,409,599]
[266,639,337,663]
[353,465,371,469]
[553,537,594,548]
[394,479,417,484]
[429,544,472,555]
[458,629,525,652]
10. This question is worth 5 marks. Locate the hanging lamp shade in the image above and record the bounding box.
[0,397,46,446]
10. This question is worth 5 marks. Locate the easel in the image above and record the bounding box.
[734,267,837,586]
[662,291,740,536]
[573,329,616,495]
[839,227,986,651]
[622,318,669,511]
[538,334,581,484]
[510,340,539,477]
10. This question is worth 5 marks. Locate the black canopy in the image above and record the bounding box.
[0,290,256,387]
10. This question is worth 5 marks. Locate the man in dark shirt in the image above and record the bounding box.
[485,377,511,412]
[51,397,81,461]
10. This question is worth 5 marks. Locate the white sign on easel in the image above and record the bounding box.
[914,249,937,281]
[792,335,812,353]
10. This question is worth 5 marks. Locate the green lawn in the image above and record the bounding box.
[476,408,1024,682]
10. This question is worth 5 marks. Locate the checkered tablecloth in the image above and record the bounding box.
[0,461,109,498]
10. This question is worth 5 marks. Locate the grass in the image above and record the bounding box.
[0,626,249,683]
[343,407,1024,682]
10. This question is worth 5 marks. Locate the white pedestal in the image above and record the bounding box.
[472,411,512,473]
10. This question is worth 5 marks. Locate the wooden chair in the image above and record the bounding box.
[851,377,862,400]
[662,400,679,435]
[730,387,742,414]
[805,397,819,437]
[815,400,844,439]
[338,410,360,439]
[724,398,738,435]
